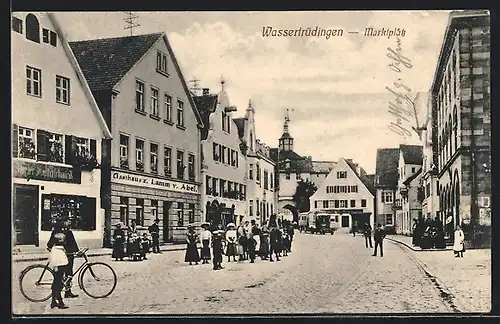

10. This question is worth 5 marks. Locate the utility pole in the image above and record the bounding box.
[188,77,201,96]
[123,11,140,36]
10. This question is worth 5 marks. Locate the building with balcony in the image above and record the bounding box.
[194,83,247,228]
[374,148,399,231]
[395,145,423,235]
[234,100,277,226]
[309,158,375,231]
[430,10,491,247]
[70,32,204,245]
[12,12,112,248]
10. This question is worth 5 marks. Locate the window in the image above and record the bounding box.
[249,164,253,179]
[270,173,274,189]
[151,200,158,221]
[326,186,334,194]
[17,127,36,159]
[177,150,185,179]
[361,199,367,207]
[135,139,144,171]
[177,100,184,127]
[385,214,393,225]
[314,201,318,209]
[212,178,218,196]
[323,200,328,208]
[12,16,22,34]
[339,200,348,208]
[42,28,57,46]
[41,194,96,231]
[206,175,212,195]
[75,137,90,156]
[26,66,41,97]
[156,51,168,74]
[188,203,195,223]
[220,180,226,198]
[164,94,172,122]
[25,14,40,43]
[337,171,347,179]
[383,191,393,203]
[150,87,159,117]
[350,200,356,207]
[220,146,225,164]
[256,164,261,182]
[136,198,144,226]
[150,143,158,173]
[119,134,129,169]
[286,173,290,180]
[222,110,228,132]
[119,197,129,224]
[264,170,269,189]
[249,200,253,216]
[47,132,64,163]
[177,202,184,226]
[188,153,195,181]
[411,167,416,173]
[351,185,358,193]
[256,199,260,216]
[249,132,254,151]
[55,75,70,104]
[135,80,145,112]
[164,146,172,176]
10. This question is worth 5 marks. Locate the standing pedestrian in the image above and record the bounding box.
[48,232,69,309]
[352,221,357,237]
[112,222,126,261]
[148,219,161,254]
[236,224,247,261]
[453,224,465,258]
[250,220,261,255]
[259,225,270,260]
[247,233,257,263]
[212,229,224,270]
[434,217,446,249]
[282,231,290,256]
[363,222,373,248]
[372,224,386,257]
[269,227,281,262]
[199,223,212,264]
[184,225,200,265]
[286,221,295,252]
[47,219,79,299]
[225,223,238,262]
[411,218,419,246]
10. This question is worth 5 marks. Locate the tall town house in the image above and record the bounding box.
[395,145,423,235]
[430,10,491,247]
[374,148,399,231]
[269,110,335,222]
[12,12,112,249]
[234,100,277,226]
[194,84,247,228]
[70,32,204,245]
[309,158,375,231]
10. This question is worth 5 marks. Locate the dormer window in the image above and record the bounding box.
[25,13,40,43]
[156,51,168,76]
[285,160,290,168]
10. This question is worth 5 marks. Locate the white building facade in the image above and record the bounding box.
[309,158,375,231]
[374,148,400,232]
[12,12,112,248]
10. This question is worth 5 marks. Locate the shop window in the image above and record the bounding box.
[177,202,184,226]
[188,203,195,223]
[136,198,144,226]
[120,197,129,225]
[41,194,96,231]
[17,126,36,159]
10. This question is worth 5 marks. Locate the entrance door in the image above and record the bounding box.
[162,201,171,243]
[14,184,39,246]
[341,215,350,228]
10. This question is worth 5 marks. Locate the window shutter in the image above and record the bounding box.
[36,130,49,161]
[90,139,97,158]
[64,135,73,164]
[12,124,18,158]
[83,197,97,230]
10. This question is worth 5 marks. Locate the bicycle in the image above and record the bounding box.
[19,247,117,303]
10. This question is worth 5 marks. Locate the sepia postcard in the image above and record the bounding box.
[11,10,492,316]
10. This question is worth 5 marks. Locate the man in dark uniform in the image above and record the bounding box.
[47,218,79,298]
[286,221,295,252]
[148,219,161,254]
[372,224,386,257]
[269,227,281,262]
[363,222,373,248]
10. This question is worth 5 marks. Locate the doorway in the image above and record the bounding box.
[162,201,172,243]
[341,215,350,228]
[14,184,39,246]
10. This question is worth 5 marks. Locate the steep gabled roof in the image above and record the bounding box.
[193,94,217,140]
[69,32,203,128]
[48,13,111,139]
[403,167,423,185]
[345,158,376,196]
[400,144,423,165]
[311,161,336,173]
[375,148,400,189]
[233,117,246,139]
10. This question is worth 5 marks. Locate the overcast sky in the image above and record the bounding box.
[53,10,452,173]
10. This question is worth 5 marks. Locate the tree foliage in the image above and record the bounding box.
[292,179,318,212]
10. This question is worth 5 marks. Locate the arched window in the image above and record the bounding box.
[25,13,40,43]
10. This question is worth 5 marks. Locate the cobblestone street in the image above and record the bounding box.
[13,233,460,315]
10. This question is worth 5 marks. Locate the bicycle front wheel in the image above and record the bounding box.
[19,264,54,302]
[80,262,117,299]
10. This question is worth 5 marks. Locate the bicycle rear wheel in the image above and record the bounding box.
[19,264,54,302]
[80,262,117,299]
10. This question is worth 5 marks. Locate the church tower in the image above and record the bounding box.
[278,108,294,152]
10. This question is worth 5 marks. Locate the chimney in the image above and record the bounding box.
[202,88,210,95]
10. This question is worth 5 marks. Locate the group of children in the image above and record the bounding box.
[111,221,153,261]
[184,219,295,270]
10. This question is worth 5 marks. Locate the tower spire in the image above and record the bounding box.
[220,75,225,91]
[283,108,291,134]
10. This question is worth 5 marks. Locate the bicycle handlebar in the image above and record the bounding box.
[46,247,90,256]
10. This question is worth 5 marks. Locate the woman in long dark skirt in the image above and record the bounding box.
[112,222,126,261]
[184,225,200,265]
[259,226,270,260]
[199,223,212,264]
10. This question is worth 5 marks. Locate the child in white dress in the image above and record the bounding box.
[48,232,69,309]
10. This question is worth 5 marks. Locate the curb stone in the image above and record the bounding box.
[387,238,466,312]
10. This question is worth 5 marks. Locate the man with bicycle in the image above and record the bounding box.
[47,218,80,299]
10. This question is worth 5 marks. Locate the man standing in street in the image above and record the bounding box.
[372,224,386,257]
[363,222,373,248]
[352,221,357,237]
[148,219,161,254]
